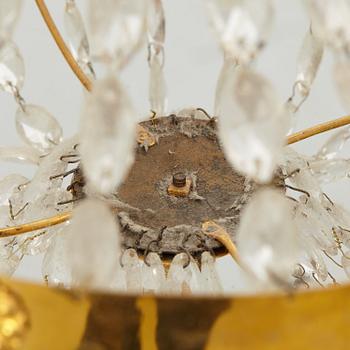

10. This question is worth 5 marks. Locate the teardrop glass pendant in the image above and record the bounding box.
[15,104,63,153]
[0,0,22,39]
[205,0,274,64]
[0,40,24,93]
[80,76,137,194]
[218,65,289,182]
[88,0,147,69]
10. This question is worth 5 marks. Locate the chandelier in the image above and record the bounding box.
[1,0,350,349]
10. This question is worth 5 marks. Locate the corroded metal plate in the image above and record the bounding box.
[72,115,283,260]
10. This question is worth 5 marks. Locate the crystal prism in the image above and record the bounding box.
[67,198,121,289]
[218,66,289,182]
[142,252,166,294]
[147,0,165,47]
[295,29,323,98]
[80,76,136,194]
[334,60,350,110]
[309,159,350,184]
[316,126,350,160]
[88,0,147,68]
[166,253,192,295]
[0,146,40,165]
[0,174,28,206]
[305,0,350,50]
[16,104,63,153]
[237,188,299,285]
[0,40,24,93]
[42,228,71,287]
[122,249,142,293]
[0,0,22,39]
[149,56,167,115]
[200,252,223,293]
[205,0,274,64]
[64,0,95,78]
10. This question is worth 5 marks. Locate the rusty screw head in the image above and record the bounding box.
[172,172,186,188]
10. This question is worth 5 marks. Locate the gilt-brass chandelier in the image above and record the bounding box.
[1,0,350,349]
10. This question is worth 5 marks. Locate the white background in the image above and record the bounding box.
[1,0,349,292]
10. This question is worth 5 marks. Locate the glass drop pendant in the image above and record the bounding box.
[142,252,166,294]
[149,56,167,115]
[64,0,94,78]
[293,28,323,100]
[88,0,147,68]
[0,0,22,38]
[15,104,63,153]
[0,174,28,206]
[147,0,165,47]
[0,40,24,93]
[80,76,137,194]
[305,0,350,50]
[205,0,274,64]
[237,188,299,285]
[67,198,121,289]
[0,146,40,165]
[316,126,350,160]
[122,249,142,293]
[334,60,350,111]
[218,65,289,182]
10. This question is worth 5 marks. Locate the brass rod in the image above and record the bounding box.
[35,0,93,91]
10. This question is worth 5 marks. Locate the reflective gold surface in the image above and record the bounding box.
[1,277,350,349]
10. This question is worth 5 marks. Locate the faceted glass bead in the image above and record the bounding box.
[166,253,192,295]
[149,56,167,115]
[0,40,24,93]
[0,146,40,165]
[80,76,137,194]
[237,188,299,284]
[16,104,63,154]
[88,0,147,68]
[218,66,289,182]
[64,0,94,78]
[122,249,142,293]
[205,0,274,64]
[67,198,121,289]
[316,126,350,160]
[295,29,323,98]
[142,252,166,294]
[0,174,28,206]
[0,0,22,38]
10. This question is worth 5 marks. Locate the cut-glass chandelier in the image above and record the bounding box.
[1,0,350,349]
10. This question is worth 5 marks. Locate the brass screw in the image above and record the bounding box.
[172,172,186,188]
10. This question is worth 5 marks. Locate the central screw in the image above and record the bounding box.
[172,172,186,187]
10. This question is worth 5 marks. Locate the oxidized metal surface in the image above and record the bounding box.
[3,277,350,350]
[72,116,268,260]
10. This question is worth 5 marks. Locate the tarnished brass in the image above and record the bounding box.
[167,178,191,197]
